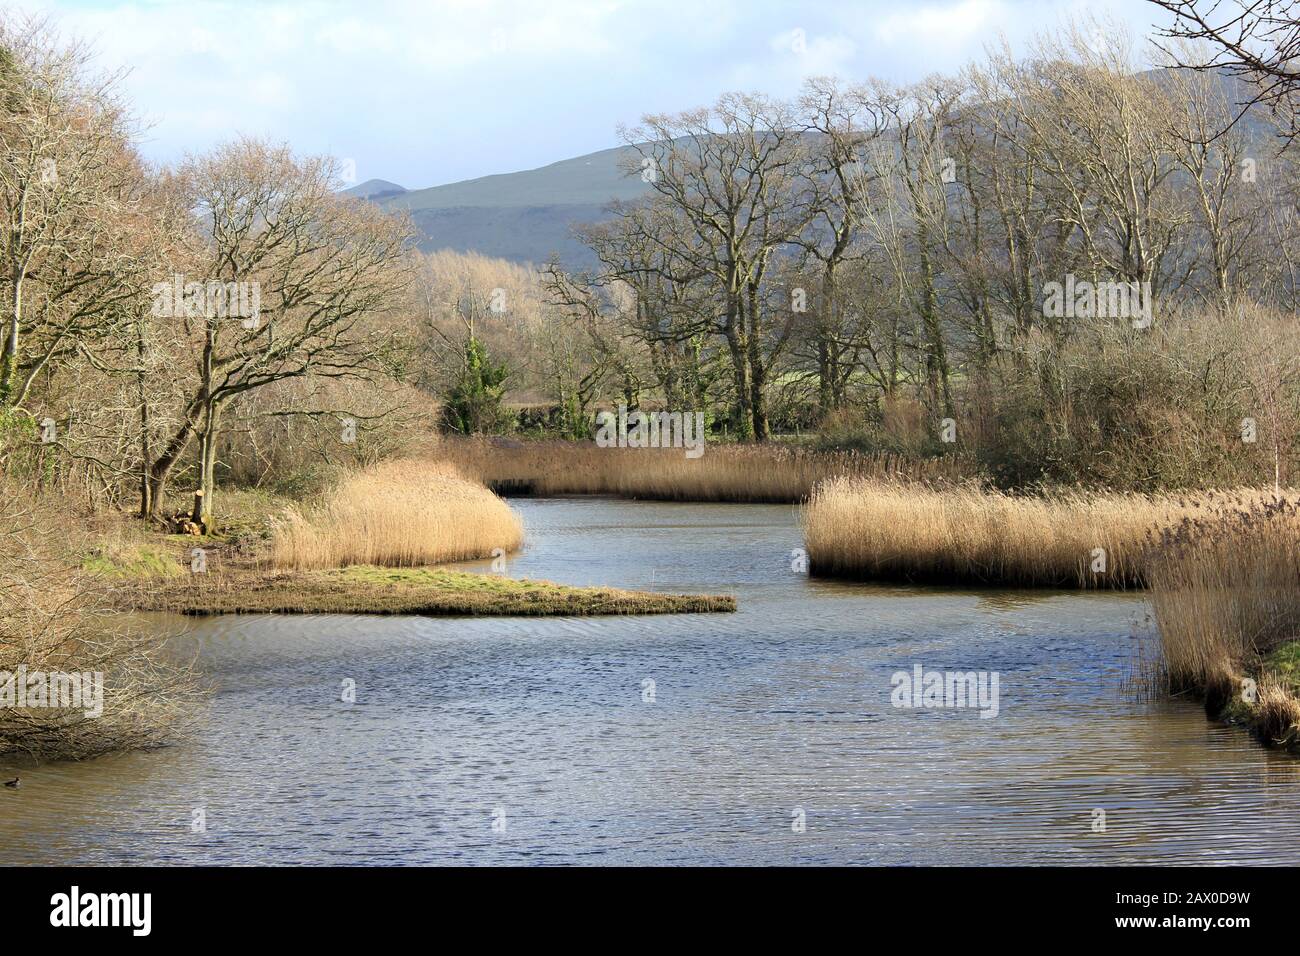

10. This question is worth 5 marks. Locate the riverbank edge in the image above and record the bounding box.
[1202,640,1300,753]
[111,566,737,616]
[803,559,1143,589]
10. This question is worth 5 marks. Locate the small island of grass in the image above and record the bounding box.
[119,565,736,617]
[90,463,736,619]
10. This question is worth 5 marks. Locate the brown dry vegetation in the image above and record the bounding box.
[801,478,1299,588]
[800,475,1300,748]
[1146,498,1300,748]
[0,488,201,759]
[268,459,524,570]
[438,437,968,503]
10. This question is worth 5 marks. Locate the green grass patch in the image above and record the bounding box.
[1264,640,1300,697]
[1205,641,1300,752]
[334,566,557,594]
[83,545,184,580]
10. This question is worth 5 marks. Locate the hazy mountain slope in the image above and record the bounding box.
[345,178,408,201]
[386,145,647,210]
[403,202,613,267]
[364,146,648,267]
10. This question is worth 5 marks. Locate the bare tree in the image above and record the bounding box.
[621,93,817,439]
[145,140,413,525]
[1150,0,1300,142]
[575,200,717,414]
[0,15,141,417]
[793,76,887,414]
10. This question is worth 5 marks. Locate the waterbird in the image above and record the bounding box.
[3,778,18,789]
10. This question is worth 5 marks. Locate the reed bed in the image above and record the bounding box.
[1146,498,1300,746]
[800,479,1293,588]
[269,459,524,570]
[436,437,969,503]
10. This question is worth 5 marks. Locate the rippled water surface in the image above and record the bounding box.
[4,497,1299,865]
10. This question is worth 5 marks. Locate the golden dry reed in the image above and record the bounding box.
[800,478,1291,588]
[269,459,524,570]
[1145,497,1300,743]
[437,437,967,503]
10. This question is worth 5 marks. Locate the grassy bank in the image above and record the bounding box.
[801,478,1296,588]
[118,565,735,616]
[437,437,968,503]
[1147,499,1300,750]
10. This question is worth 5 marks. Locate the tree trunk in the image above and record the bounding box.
[197,402,221,531]
[146,397,203,519]
[744,286,769,441]
[136,318,153,518]
[917,242,953,417]
[817,265,839,417]
[750,361,769,441]
[724,299,753,440]
[146,428,192,520]
[0,272,23,408]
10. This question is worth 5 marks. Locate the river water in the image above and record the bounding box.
[3,497,1299,865]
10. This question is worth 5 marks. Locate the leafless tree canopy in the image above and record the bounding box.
[1150,0,1300,141]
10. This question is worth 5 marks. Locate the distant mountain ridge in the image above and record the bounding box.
[345,178,409,201]
[351,147,649,268]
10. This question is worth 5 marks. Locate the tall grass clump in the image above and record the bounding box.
[1146,498,1300,746]
[269,459,524,570]
[800,478,1277,588]
[437,437,970,504]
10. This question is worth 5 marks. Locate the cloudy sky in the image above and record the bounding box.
[16,0,1177,189]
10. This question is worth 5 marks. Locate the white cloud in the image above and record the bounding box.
[9,0,1172,186]
[874,0,1005,55]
